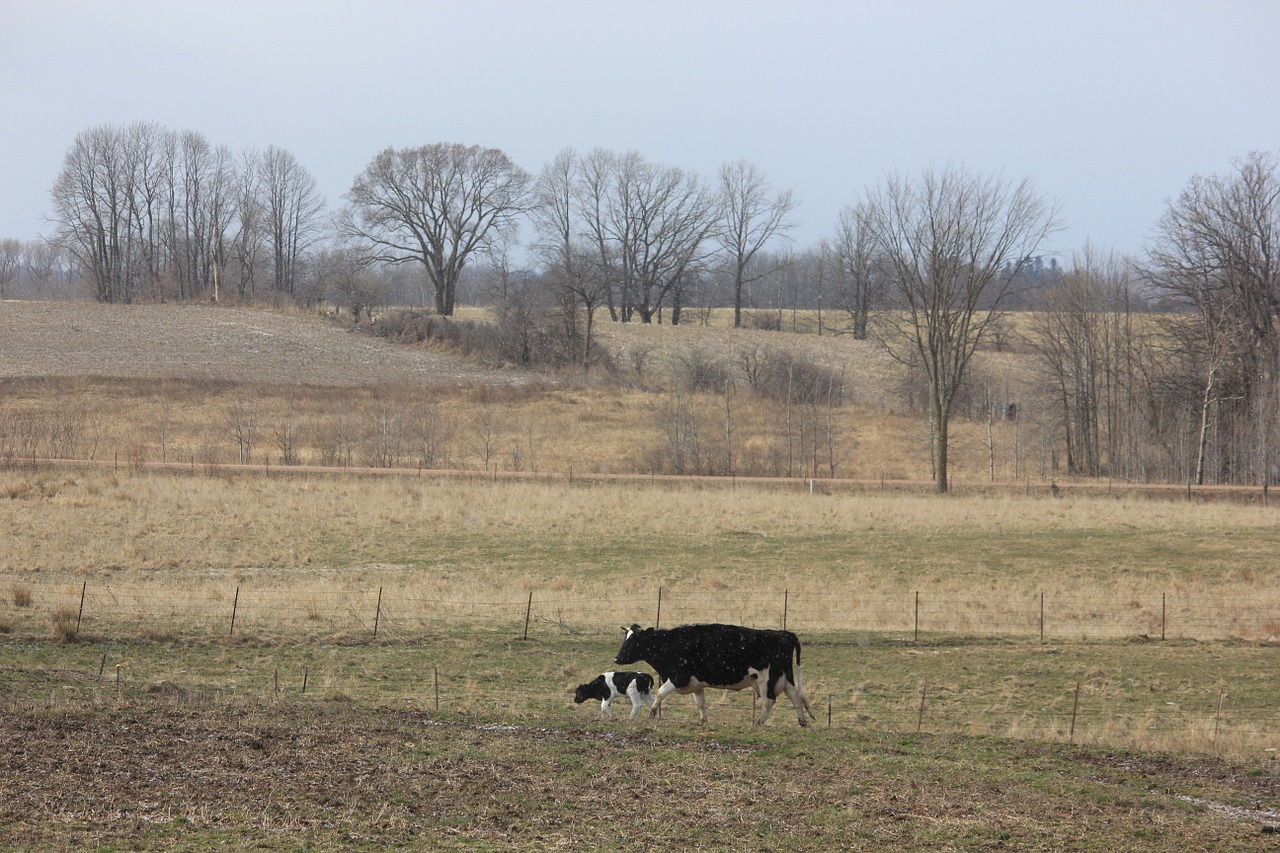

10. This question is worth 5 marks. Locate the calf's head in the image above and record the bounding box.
[614,624,650,665]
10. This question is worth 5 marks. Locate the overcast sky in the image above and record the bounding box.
[3,0,1277,262]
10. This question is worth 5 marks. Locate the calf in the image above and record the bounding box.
[615,623,815,727]
[573,671,656,720]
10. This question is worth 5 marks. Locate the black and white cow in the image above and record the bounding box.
[573,671,656,720]
[614,623,815,727]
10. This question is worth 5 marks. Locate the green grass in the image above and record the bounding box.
[4,630,1276,756]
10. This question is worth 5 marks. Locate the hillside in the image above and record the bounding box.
[0,301,521,387]
[0,300,1035,482]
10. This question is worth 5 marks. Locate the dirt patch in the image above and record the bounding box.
[0,702,784,850]
[0,301,523,388]
[3,701,1278,851]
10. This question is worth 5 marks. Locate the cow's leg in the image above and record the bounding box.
[625,683,647,720]
[777,676,810,727]
[752,666,775,726]
[599,697,613,720]
[792,666,816,723]
[649,678,680,719]
[692,688,708,724]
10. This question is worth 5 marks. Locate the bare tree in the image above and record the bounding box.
[530,149,611,368]
[51,123,137,302]
[229,147,266,300]
[1028,243,1141,477]
[863,164,1061,492]
[716,160,797,328]
[1144,151,1280,484]
[831,203,889,339]
[314,243,388,323]
[51,122,238,304]
[21,240,71,298]
[260,145,325,298]
[340,142,532,316]
[0,239,20,298]
[570,149,719,324]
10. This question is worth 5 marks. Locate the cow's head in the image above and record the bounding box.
[614,624,649,665]
[573,684,590,704]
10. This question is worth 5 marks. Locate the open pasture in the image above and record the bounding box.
[3,466,1280,849]
[3,302,1280,848]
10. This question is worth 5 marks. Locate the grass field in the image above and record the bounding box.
[3,465,1280,849]
[2,302,1280,849]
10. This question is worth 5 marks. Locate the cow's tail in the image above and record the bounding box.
[794,638,816,721]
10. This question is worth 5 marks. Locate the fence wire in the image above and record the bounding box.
[7,581,1278,643]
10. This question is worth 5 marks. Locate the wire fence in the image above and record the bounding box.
[5,580,1280,757]
[6,580,1279,643]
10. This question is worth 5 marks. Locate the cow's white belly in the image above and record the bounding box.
[678,666,766,693]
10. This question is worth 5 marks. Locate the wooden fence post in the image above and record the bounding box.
[1214,688,1226,750]
[656,588,662,629]
[914,591,920,642]
[76,581,87,632]
[373,587,383,638]
[229,585,240,637]
[522,591,533,640]
[916,679,928,732]
[1040,592,1044,642]
[1070,681,1081,743]
[783,589,789,631]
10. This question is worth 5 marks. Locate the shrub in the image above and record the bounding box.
[678,348,730,393]
[51,607,79,643]
[11,586,32,608]
[744,310,782,331]
[754,353,846,406]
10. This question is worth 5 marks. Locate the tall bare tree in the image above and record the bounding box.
[0,239,20,299]
[567,149,718,324]
[716,160,797,328]
[863,164,1061,492]
[261,145,325,297]
[1144,150,1280,484]
[1028,243,1140,477]
[831,203,889,339]
[530,149,612,369]
[340,143,531,316]
[228,147,265,300]
[51,122,237,303]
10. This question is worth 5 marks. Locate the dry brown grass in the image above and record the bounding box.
[3,466,1278,644]
[49,606,79,642]
[0,300,1037,481]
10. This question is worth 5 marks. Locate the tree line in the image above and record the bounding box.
[5,122,1279,492]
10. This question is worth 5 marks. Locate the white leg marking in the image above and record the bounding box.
[650,678,679,718]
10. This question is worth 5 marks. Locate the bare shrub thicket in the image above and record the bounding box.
[370,305,596,372]
[752,352,845,406]
[648,390,723,476]
[678,347,730,393]
[643,350,852,478]
[0,403,102,462]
